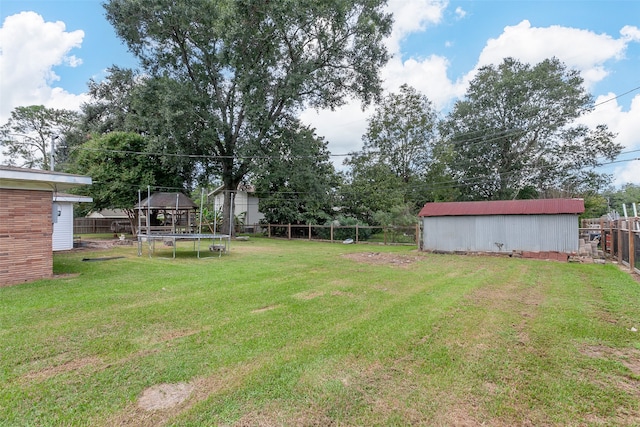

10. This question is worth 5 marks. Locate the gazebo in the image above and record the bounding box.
[135,191,229,258]
[136,192,198,234]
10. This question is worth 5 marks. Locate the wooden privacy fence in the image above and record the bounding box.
[236,223,420,246]
[74,218,131,234]
[589,217,640,274]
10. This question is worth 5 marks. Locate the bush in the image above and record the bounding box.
[317,216,372,241]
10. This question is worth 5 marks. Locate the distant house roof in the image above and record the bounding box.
[86,208,128,218]
[136,192,198,210]
[208,184,256,197]
[419,199,585,217]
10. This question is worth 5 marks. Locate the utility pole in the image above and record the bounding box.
[50,134,59,171]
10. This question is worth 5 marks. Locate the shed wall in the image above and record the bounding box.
[0,188,53,286]
[422,214,579,253]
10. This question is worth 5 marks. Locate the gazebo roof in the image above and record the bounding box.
[136,192,198,210]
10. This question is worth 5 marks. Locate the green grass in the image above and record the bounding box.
[1,238,639,426]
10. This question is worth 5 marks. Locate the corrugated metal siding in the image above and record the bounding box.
[423,214,579,253]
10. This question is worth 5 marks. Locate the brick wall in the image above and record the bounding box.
[0,188,53,286]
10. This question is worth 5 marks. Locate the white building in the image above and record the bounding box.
[53,193,93,251]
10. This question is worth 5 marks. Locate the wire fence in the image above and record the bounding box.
[237,223,421,246]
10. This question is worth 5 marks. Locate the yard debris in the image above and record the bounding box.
[81,256,125,262]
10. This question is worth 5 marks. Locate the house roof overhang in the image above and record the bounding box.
[53,193,93,203]
[0,166,92,192]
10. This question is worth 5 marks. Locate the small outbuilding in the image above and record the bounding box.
[53,193,93,251]
[419,199,585,259]
[1,166,92,286]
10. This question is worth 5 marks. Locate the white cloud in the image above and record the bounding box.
[454,7,466,19]
[580,93,640,186]
[621,25,640,42]
[0,11,87,125]
[471,20,630,89]
[304,0,451,164]
[384,0,447,53]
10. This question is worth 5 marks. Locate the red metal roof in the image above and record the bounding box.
[418,198,585,217]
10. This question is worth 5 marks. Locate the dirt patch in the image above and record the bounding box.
[23,356,102,382]
[53,273,81,279]
[67,239,125,252]
[251,305,280,314]
[580,344,640,377]
[157,329,201,343]
[342,252,422,268]
[330,290,354,298]
[293,291,324,300]
[138,383,194,411]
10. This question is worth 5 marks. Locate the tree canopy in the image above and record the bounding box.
[69,132,186,231]
[341,84,441,221]
[0,105,79,170]
[440,57,622,200]
[104,0,392,232]
[253,119,339,225]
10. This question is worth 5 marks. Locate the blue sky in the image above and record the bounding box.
[1,0,639,184]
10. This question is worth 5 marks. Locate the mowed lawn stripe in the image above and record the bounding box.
[0,238,638,426]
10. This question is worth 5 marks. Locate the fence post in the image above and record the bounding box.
[630,218,636,272]
[268,224,271,238]
[288,223,291,240]
[355,224,359,244]
[384,227,387,245]
[330,223,334,243]
[308,224,312,240]
[618,220,623,264]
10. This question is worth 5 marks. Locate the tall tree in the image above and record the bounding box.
[254,119,340,225]
[342,84,440,218]
[0,105,79,170]
[104,0,392,233]
[359,84,438,183]
[69,132,186,233]
[340,157,405,224]
[440,57,622,200]
[80,66,143,135]
[70,68,199,187]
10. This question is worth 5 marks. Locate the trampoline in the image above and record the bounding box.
[137,233,230,258]
[136,188,233,259]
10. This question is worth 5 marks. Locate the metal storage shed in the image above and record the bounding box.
[419,199,585,256]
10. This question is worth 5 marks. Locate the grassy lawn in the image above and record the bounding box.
[1,238,639,426]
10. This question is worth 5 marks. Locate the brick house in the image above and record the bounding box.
[0,166,92,286]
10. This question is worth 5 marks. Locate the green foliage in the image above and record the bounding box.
[0,105,79,170]
[317,215,372,241]
[440,57,622,200]
[605,183,640,213]
[104,0,392,234]
[340,159,405,224]
[342,85,440,221]
[360,84,438,183]
[255,120,340,225]
[69,132,185,213]
[581,193,609,220]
